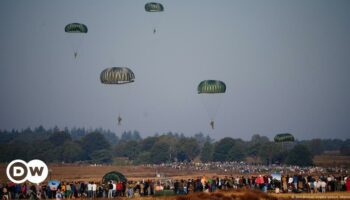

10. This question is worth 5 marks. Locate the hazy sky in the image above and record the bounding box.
[1,0,349,140]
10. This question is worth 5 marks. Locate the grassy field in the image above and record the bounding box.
[313,154,350,168]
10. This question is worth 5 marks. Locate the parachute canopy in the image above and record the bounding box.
[198,80,226,94]
[102,171,127,184]
[274,133,295,142]
[65,23,88,33]
[145,2,164,12]
[271,173,282,181]
[100,67,135,84]
[48,180,60,191]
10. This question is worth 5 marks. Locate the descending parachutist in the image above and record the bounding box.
[210,121,214,129]
[118,116,122,126]
[153,28,156,34]
[65,23,87,60]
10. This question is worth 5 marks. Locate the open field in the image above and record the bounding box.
[0,164,226,182]
[1,161,349,182]
[313,154,350,168]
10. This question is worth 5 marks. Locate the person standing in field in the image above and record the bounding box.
[107,181,113,198]
[71,182,77,198]
[65,182,72,198]
[92,182,97,198]
[87,182,92,198]
[140,181,145,196]
[55,189,63,200]
[282,175,287,192]
[80,182,85,197]
[117,181,123,196]
[2,186,10,200]
[346,177,350,191]
[127,181,134,198]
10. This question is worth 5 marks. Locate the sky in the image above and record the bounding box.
[0,0,349,140]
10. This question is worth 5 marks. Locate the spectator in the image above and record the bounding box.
[56,189,63,200]
[107,181,113,199]
[92,182,97,198]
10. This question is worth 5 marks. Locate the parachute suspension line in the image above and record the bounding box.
[118,82,133,130]
[65,23,87,61]
[145,2,164,35]
[199,93,224,122]
[100,67,135,133]
[197,80,226,130]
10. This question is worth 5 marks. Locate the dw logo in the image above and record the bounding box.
[6,159,48,184]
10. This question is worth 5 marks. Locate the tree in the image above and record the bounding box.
[305,139,324,156]
[156,134,179,161]
[34,126,46,134]
[286,144,313,166]
[340,139,350,155]
[102,132,119,145]
[175,138,200,162]
[114,140,140,160]
[200,141,213,162]
[49,131,72,146]
[227,143,245,161]
[150,142,170,164]
[135,152,152,164]
[62,141,83,162]
[70,127,87,140]
[251,134,269,144]
[212,137,236,161]
[246,143,261,158]
[258,142,282,165]
[139,136,158,151]
[28,140,63,162]
[81,132,110,157]
[194,133,212,148]
[121,130,142,142]
[89,149,113,163]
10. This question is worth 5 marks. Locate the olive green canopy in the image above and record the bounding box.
[198,80,226,94]
[274,133,295,142]
[102,171,127,184]
[145,2,164,12]
[100,67,135,84]
[65,23,88,33]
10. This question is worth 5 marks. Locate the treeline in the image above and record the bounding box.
[0,126,349,166]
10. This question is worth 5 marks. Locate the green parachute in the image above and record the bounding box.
[145,2,164,12]
[100,67,135,84]
[65,23,88,59]
[102,171,127,184]
[198,80,226,94]
[65,23,88,33]
[197,80,226,130]
[100,67,135,126]
[145,2,164,34]
[274,133,295,142]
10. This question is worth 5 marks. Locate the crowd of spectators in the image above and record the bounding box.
[147,161,348,175]
[1,173,350,199]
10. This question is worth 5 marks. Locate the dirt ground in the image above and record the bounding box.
[0,163,226,182]
[313,154,350,168]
